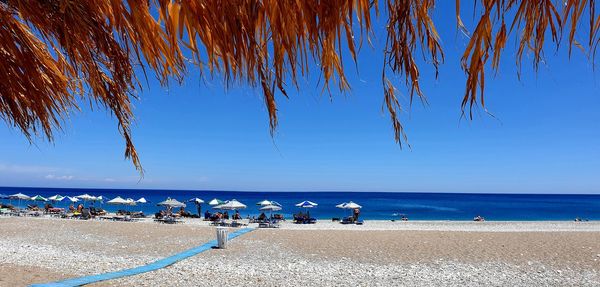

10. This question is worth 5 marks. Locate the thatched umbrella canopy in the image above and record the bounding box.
[0,0,598,173]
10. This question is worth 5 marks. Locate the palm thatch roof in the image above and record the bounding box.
[1,0,598,173]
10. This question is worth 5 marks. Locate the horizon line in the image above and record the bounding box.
[0,185,599,196]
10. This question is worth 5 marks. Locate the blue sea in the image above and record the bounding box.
[1,187,599,221]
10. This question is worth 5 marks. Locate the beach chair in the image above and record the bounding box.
[341,216,354,224]
[130,211,146,218]
[29,211,41,217]
[162,216,182,224]
[258,219,279,228]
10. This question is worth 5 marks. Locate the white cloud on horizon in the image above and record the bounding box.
[0,163,65,174]
[45,174,74,181]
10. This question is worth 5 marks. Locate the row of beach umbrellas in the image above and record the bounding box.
[0,193,149,208]
[1,193,363,214]
[2,193,96,208]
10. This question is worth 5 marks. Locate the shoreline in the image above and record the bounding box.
[3,215,600,232]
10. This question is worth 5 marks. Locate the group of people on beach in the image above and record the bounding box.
[204,210,242,221]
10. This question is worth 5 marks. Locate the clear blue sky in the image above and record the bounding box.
[1,3,599,193]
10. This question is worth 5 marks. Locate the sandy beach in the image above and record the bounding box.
[1,217,599,286]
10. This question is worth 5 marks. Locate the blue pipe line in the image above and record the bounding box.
[30,227,254,287]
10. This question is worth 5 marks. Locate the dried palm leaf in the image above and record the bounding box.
[383,0,443,146]
[0,0,598,173]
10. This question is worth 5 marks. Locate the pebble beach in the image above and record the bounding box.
[1,217,600,286]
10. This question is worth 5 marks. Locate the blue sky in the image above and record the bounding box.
[1,3,599,193]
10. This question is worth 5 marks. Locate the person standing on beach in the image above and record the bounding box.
[195,202,201,217]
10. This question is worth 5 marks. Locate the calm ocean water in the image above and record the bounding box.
[1,187,599,221]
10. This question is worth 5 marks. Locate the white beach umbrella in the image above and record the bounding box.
[259,205,282,212]
[9,193,31,200]
[9,193,31,208]
[257,200,282,207]
[76,194,96,207]
[188,198,204,204]
[76,194,96,201]
[75,193,96,200]
[66,196,79,203]
[157,198,186,208]
[296,200,318,208]
[135,197,147,204]
[208,198,224,206]
[215,199,247,221]
[343,201,362,209]
[48,194,65,209]
[48,194,65,202]
[215,199,247,210]
[107,196,133,213]
[30,195,47,213]
[30,195,48,202]
[157,198,186,214]
[256,199,273,206]
[296,200,317,216]
[338,201,361,219]
[107,196,128,205]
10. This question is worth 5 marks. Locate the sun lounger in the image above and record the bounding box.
[258,221,280,228]
[25,211,41,217]
[155,217,182,224]
[47,207,64,214]
[130,211,146,218]
[230,219,249,227]
[341,217,355,224]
